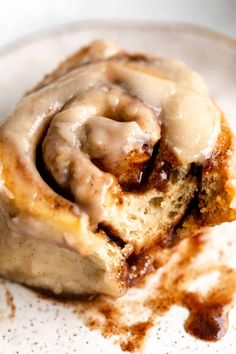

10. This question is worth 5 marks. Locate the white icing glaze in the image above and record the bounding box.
[164,90,220,164]
[109,61,221,164]
[1,40,221,227]
[43,87,160,225]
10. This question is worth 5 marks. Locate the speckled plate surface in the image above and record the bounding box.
[0,21,236,354]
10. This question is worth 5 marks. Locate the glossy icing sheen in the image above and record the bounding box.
[1,40,221,226]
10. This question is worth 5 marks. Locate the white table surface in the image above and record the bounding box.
[0,0,236,48]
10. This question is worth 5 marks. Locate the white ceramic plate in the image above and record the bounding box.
[0,21,236,354]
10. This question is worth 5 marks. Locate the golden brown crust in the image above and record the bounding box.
[200,117,236,223]
[32,46,93,92]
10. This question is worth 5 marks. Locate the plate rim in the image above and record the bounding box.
[0,20,236,58]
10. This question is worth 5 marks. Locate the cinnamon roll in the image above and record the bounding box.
[0,40,235,296]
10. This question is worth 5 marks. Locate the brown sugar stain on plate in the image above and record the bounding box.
[5,287,16,319]
[0,280,16,319]
[77,235,236,351]
[37,231,236,352]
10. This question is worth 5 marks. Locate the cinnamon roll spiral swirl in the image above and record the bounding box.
[0,40,235,296]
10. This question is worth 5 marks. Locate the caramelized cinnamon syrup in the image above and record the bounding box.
[0,279,16,320]
[32,224,236,352]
